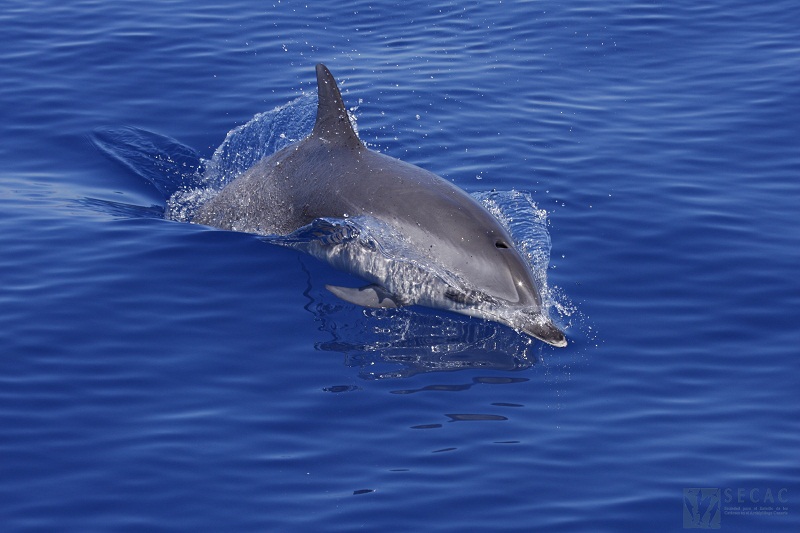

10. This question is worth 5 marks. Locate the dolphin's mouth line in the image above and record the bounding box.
[444,288,494,306]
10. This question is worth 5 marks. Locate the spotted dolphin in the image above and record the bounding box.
[193,64,566,346]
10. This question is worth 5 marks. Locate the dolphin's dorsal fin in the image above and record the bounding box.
[311,64,363,149]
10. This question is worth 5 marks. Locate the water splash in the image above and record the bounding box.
[472,190,551,285]
[163,92,362,224]
[473,190,577,323]
[201,93,318,190]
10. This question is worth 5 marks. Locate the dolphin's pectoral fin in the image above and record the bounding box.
[326,284,404,308]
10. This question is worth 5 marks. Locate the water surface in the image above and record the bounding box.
[1,1,798,531]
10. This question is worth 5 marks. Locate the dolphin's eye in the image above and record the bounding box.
[495,240,509,249]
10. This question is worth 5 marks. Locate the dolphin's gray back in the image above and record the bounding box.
[193,64,506,247]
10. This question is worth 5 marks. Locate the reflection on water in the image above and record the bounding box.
[391,376,529,394]
[444,413,508,422]
[303,280,543,379]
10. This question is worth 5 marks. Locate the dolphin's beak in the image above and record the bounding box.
[521,317,567,347]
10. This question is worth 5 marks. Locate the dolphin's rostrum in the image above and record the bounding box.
[193,64,566,347]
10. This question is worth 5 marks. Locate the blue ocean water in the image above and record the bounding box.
[1,1,798,531]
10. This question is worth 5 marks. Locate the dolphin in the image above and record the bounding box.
[193,64,566,347]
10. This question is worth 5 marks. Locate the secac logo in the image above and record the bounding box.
[683,487,790,529]
[683,488,720,529]
[724,487,788,505]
